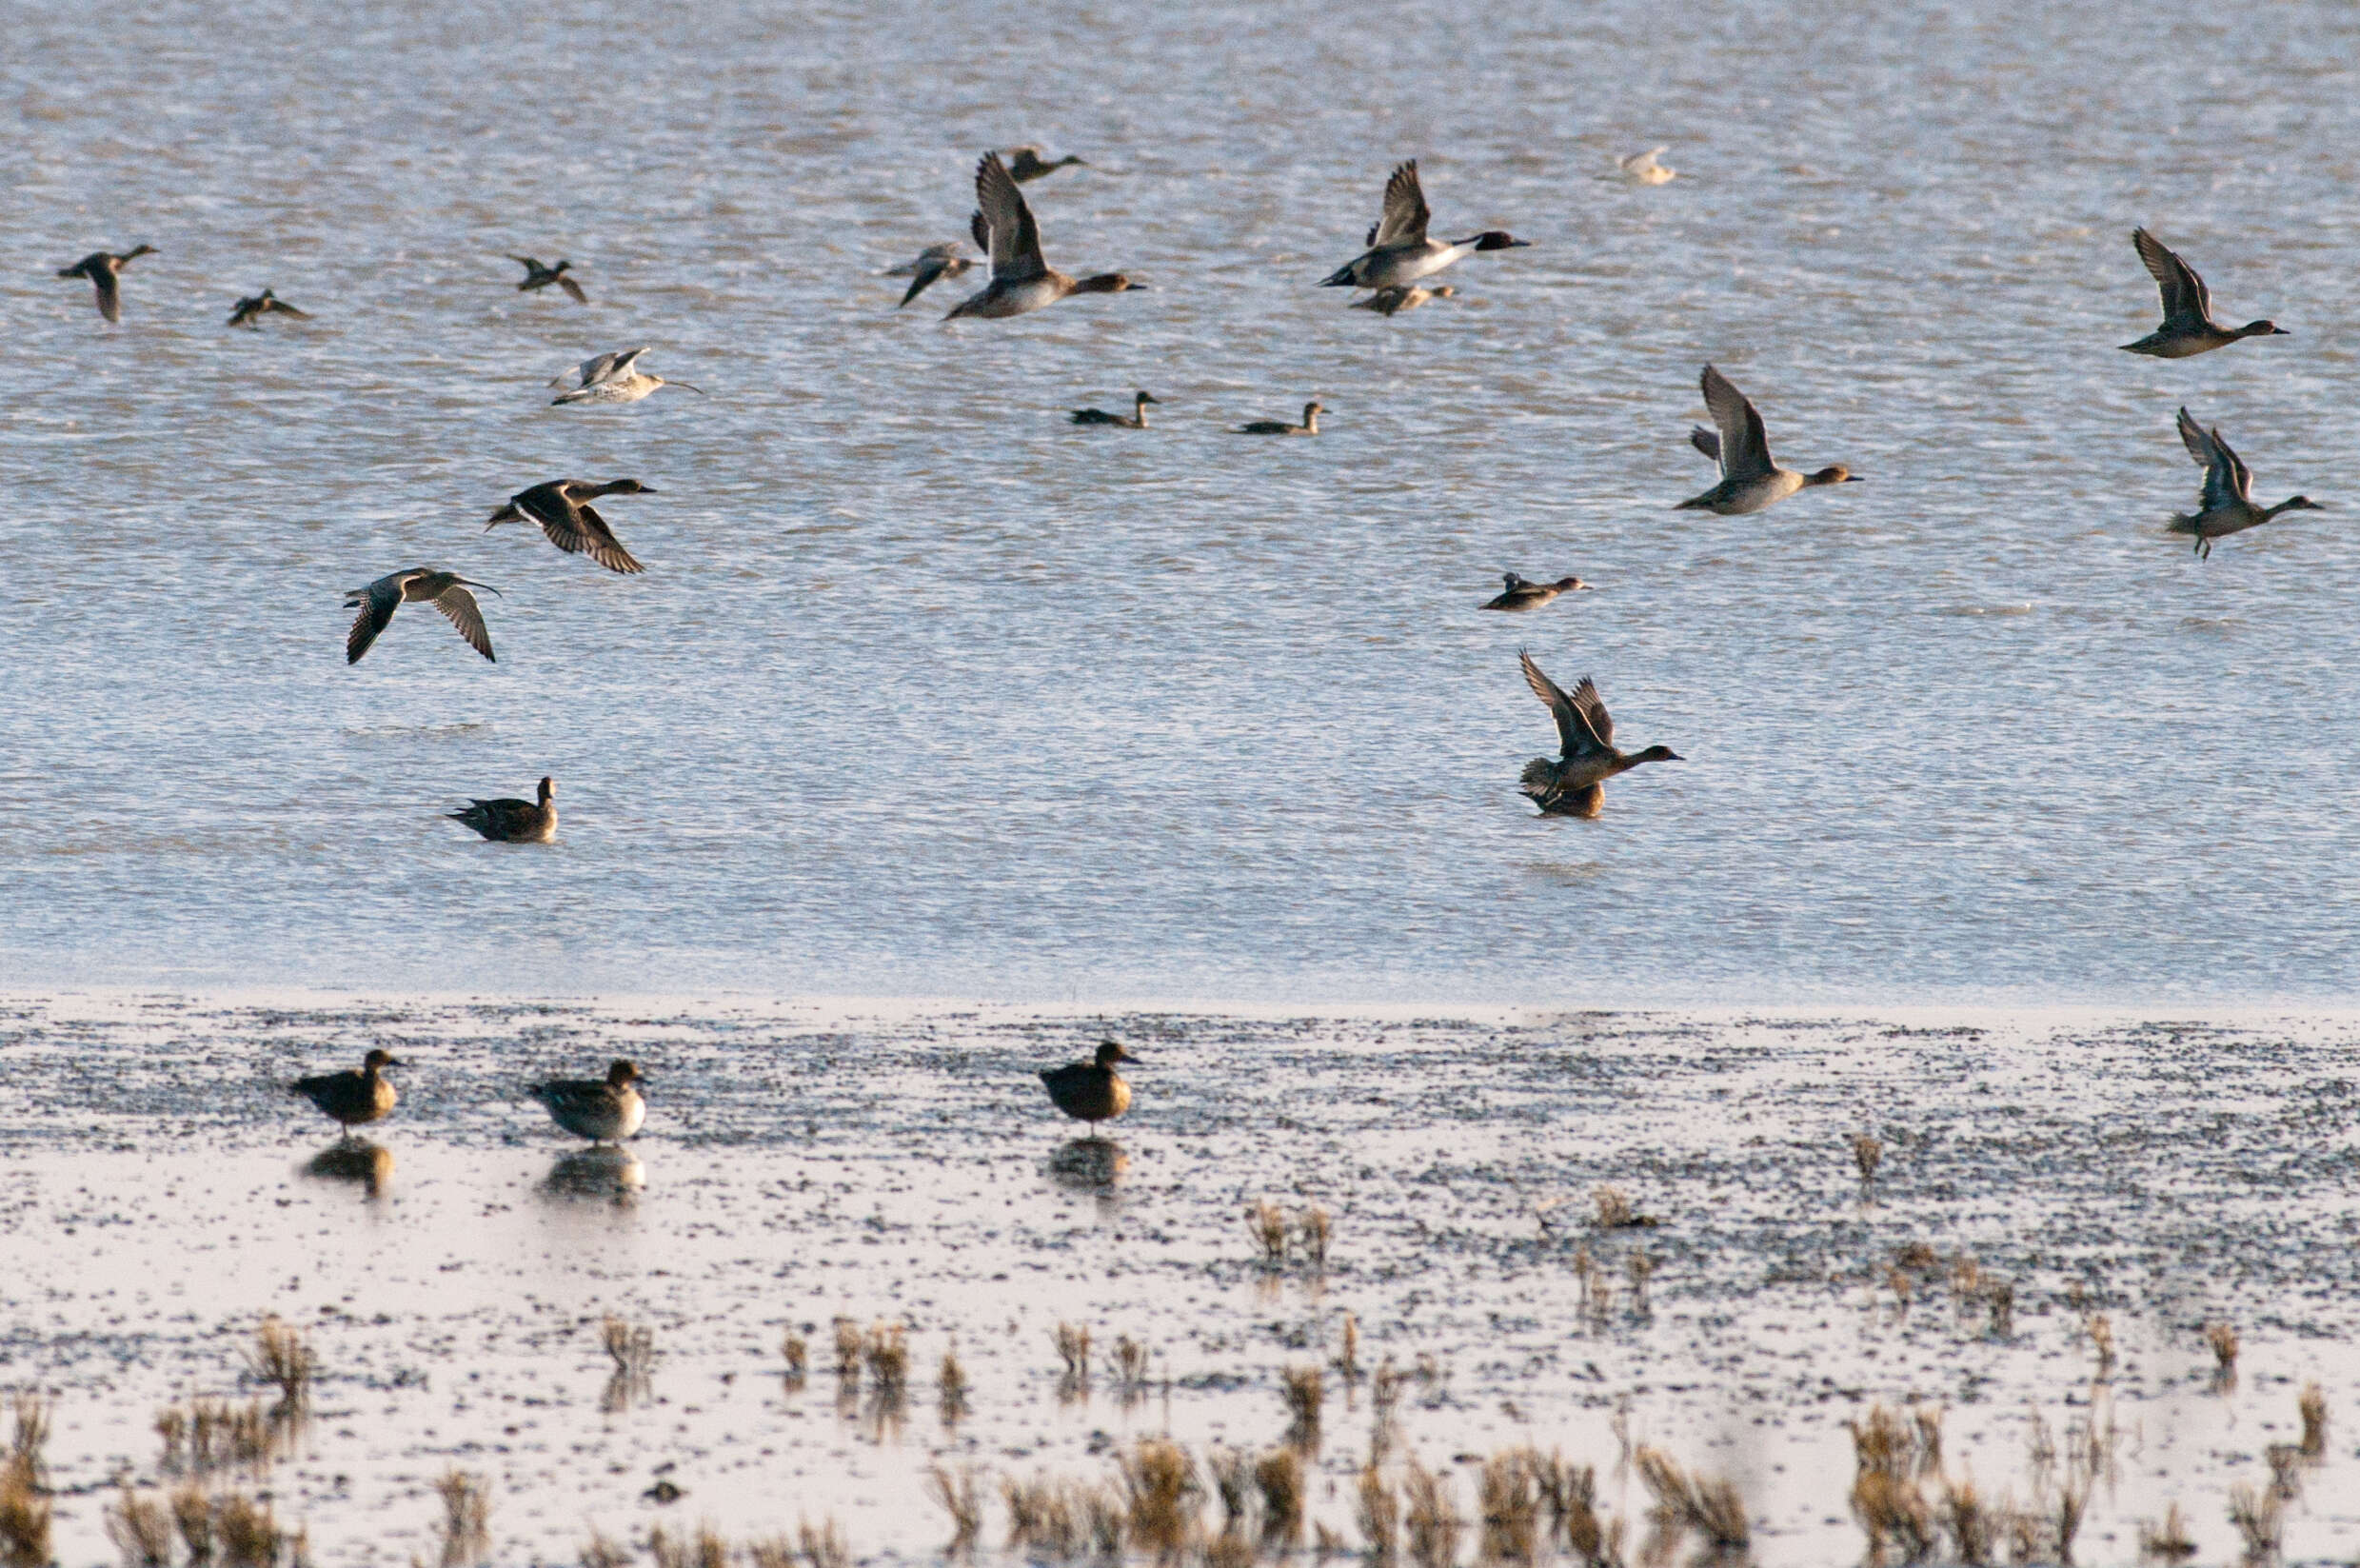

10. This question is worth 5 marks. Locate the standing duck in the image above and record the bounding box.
[1070,390,1160,427]
[1351,284,1456,316]
[1236,400,1322,436]
[530,1060,645,1144]
[56,245,155,323]
[1039,1041,1139,1131]
[1517,652,1680,818]
[291,1049,402,1135]
[1003,146,1087,183]
[2167,407,2324,559]
[1677,364,1859,514]
[886,242,977,308]
[945,151,1142,320]
[548,347,704,405]
[510,255,587,303]
[2120,228,2286,358]
[227,288,311,327]
[486,479,653,574]
[447,776,558,843]
[1482,573,1590,611]
[344,568,501,664]
[1320,162,1527,290]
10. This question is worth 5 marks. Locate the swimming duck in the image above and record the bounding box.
[1677,364,1859,515]
[1351,284,1456,316]
[1236,400,1322,435]
[1070,390,1160,427]
[945,151,1142,320]
[486,479,653,574]
[1039,1041,1139,1129]
[227,288,311,327]
[886,242,977,308]
[1003,146,1087,183]
[344,568,501,665]
[548,347,704,404]
[290,1049,402,1134]
[1517,653,1681,818]
[1320,162,1528,290]
[447,776,558,843]
[1606,148,1676,185]
[2121,228,2286,358]
[2167,407,2324,560]
[530,1060,645,1143]
[510,255,587,304]
[1482,573,1591,611]
[56,245,154,323]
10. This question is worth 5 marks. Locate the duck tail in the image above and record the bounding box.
[1518,758,1557,798]
[2163,514,2200,536]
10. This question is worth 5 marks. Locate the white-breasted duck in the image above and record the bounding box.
[344,568,501,665]
[1236,400,1322,436]
[448,776,558,843]
[1517,652,1680,818]
[1482,573,1591,611]
[511,255,586,304]
[2121,228,2286,358]
[1320,162,1527,290]
[2168,407,2324,559]
[486,479,653,574]
[1071,391,1160,427]
[228,288,311,327]
[56,246,154,323]
[886,242,977,308]
[530,1060,646,1143]
[1677,364,1858,515]
[945,151,1141,320]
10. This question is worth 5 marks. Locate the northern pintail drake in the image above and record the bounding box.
[1003,145,1087,183]
[1236,400,1322,435]
[886,242,977,308]
[291,1049,402,1133]
[548,347,704,404]
[448,776,558,843]
[2168,407,2324,560]
[1070,390,1160,427]
[1482,573,1591,611]
[1320,162,1528,290]
[1606,148,1676,185]
[511,255,587,304]
[486,479,653,574]
[1039,1041,1138,1129]
[530,1060,645,1143]
[1352,284,1456,316]
[344,568,501,665]
[228,288,310,327]
[1517,653,1681,818]
[56,246,154,323]
[946,151,1142,320]
[2121,228,2286,358]
[1677,364,1859,515]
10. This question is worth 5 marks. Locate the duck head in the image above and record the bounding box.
[538,776,557,804]
[1134,391,1161,405]
[363,1048,404,1071]
[599,479,657,495]
[124,245,157,261]
[1076,273,1143,293]
[1554,576,1593,592]
[2238,320,2290,338]
[1806,466,1861,486]
[1093,1041,1140,1067]
[1634,745,1683,764]
[606,1059,642,1087]
[1458,231,1530,251]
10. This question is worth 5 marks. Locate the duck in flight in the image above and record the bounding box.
[290,1049,402,1135]
[344,568,501,665]
[2121,228,2286,358]
[227,288,311,327]
[486,479,654,574]
[1351,284,1456,316]
[511,255,587,303]
[530,1060,646,1143]
[448,777,558,843]
[886,242,977,308]
[1039,1040,1139,1132]
[945,151,1141,320]
[548,347,704,405]
[1517,653,1680,818]
[1003,145,1087,183]
[1320,162,1527,290]
[1070,390,1160,427]
[56,245,154,323]
[1236,400,1322,436]
[1482,573,1590,611]
[2167,407,2324,559]
[1677,364,1859,515]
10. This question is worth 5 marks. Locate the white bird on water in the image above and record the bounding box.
[548,347,705,406]
[1605,148,1676,185]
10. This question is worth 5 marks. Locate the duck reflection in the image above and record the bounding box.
[1047,1137,1129,1193]
[541,1146,646,1205]
[302,1139,393,1199]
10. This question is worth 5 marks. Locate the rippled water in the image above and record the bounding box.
[4,0,2358,1001]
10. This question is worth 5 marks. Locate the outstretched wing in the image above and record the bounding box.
[564,504,645,575]
[1699,364,1773,481]
[267,298,312,319]
[1372,161,1430,248]
[1689,427,1720,463]
[2176,407,2248,509]
[900,253,953,308]
[558,275,587,305]
[90,267,122,323]
[2132,228,2210,325]
[433,586,496,661]
[975,152,1046,283]
[1519,651,1608,760]
[345,576,403,665]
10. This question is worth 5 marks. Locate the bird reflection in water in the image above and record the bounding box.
[541,1146,646,1206]
[302,1139,393,1200]
[1047,1137,1129,1193]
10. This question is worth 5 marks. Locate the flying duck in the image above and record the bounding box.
[1320,162,1527,290]
[945,151,1141,320]
[1003,146,1087,183]
[1517,653,1681,818]
[886,242,977,308]
[56,246,154,323]
[511,255,587,304]
[2120,228,2286,358]
[2167,407,2324,559]
[1351,284,1456,316]
[1482,574,1591,611]
[1677,364,1858,514]
[548,347,704,404]
[227,288,311,327]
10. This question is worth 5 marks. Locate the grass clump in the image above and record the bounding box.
[581,1530,633,1568]
[1,1395,50,1568]
[1248,1201,1290,1265]
[2298,1381,2328,1459]
[938,1345,969,1425]
[1400,1456,1462,1568]
[1281,1364,1323,1450]
[781,1330,809,1389]
[1336,1314,1360,1382]
[1055,1321,1092,1401]
[1355,1464,1398,1567]
[1852,1132,1883,1184]
[2137,1501,2196,1560]
[2205,1321,2239,1387]
[1254,1447,1303,1550]
[1592,1187,1657,1229]
[244,1318,314,1412]
[1121,1439,1201,1558]
[435,1469,491,1567]
[925,1463,983,1556]
[107,1486,174,1568]
[215,1490,282,1568]
[1635,1446,1748,1555]
[1114,1335,1152,1404]
[1477,1449,1539,1564]
[1299,1206,1332,1270]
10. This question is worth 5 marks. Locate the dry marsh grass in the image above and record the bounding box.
[1852,1132,1883,1184]
[1299,1206,1332,1270]
[435,1468,492,1567]
[106,1485,174,1568]
[2228,1482,2279,1559]
[651,1522,730,1568]
[244,1318,313,1411]
[215,1490,282,1568]
[1400,1455,1462,1568]
[2298,1382,2328,1459]
[781,1331,809,1390]
[1355,1464,1399,1567]
[938,1346,969,1424]
[925,1463,983,1555]
[1476,1449,1539,1563]
[1248,1201,1290,1265]
[1121,1439,1200,1558]
[1635,1446,1748,1554]
[2136,1501,2196,1560]
[1114,1335,1152,1404]
[582,1529,632,1568]
[799,1514,850,1568]
[1254,1448,1303,1549]
[1055,1321,1092,1401]
[1281,1364,1323,1450]
[1336,1314,1360,1382]
[2205,1321,2239,1388]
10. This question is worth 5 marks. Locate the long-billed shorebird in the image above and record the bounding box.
[1320,162,1528,290]
[1517,653,1681,818]
[448,776,558,843]
[56,246,154,323]
[227,288,310,327]
[486,479,653,574]
[511,255,587,303]
[886,242,977,308]
[344,569,501,664]
[1039,1041,1139,1131]
[945,151,1142,320]
[548,347,704,405]
[1677,364,1859,515]
[2167,407,2324,559]
[290,1049,402,1135]
[2121,228,2286,358]
[530,1060,646,1143]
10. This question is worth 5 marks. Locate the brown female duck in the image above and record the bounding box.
[1517,652,1680,817]
[1039,1041,1140,1129]
[447,777,558,843]
[291,1048,402,1133]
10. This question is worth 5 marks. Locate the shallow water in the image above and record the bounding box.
[3,2,2359,1001]
[5,995,2358,1564]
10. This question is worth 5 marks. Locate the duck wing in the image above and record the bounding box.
[900,252,955,308]
[565,503,645,575]
[1519,651,1610,761]
[1372,161,1430,248]
[266,297,312,319]
[1689,427,1720,463]
[345,573,407,665]
[89,266,122,323]
[432,584,496,661]
[975,152,1047,284]
[2176,407,2250,509]
[1699,364,1774,482]
[2133,228,2211,326]
[558,274,587,305]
